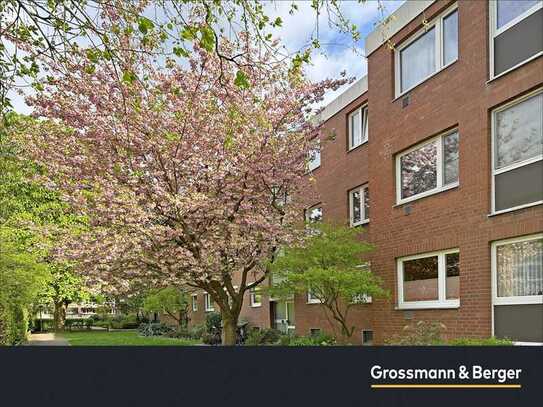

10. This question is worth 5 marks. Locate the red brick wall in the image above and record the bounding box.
[184,0,543,344]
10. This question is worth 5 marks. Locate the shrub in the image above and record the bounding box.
[278,332,336,346]
[202,331,221,345]
[138,322,174,337]
[205,312,222,334]
[447,337,513,346]
[245,328,282,346]
[385,321,445,345]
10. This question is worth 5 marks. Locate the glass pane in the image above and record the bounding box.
[350,110,361,147]
[443,131,459,185]
[362,107,368,143]
[363,187,370,220]
[274,301,286,320]
[351,189,361,223]
[403,256,439,302]
[497,238,543,297]
[446,252,460,299]
[400,141,438,199]
[443,10,458,65]
[497,0,539,29]
[495,160,543,211]
[495,92,543,169]
[307,207,322,223]
[400,27,436,92]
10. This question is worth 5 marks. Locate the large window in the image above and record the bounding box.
[348,105,368,150]
[397,249,460,309]
[307,139,321,171]
[493,234,543,305]
[490,0,543,78]
[396,130,459,204]
[349,185,369,226]
[204,293,214,312]
[396,5,458,96]
[492,89,543,213]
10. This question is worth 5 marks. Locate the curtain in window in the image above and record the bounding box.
[497,238,543,297]
[400,27,435,92]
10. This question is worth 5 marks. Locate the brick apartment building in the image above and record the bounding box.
[182,0,543,345]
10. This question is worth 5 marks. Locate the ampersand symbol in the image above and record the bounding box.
[458,365,469,379]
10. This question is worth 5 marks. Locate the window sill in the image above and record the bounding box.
[348,140,368,153]
[396,301,460,310]
[250,304,262,308]
[306,165,321,174]
[394,59,458,101]
[395,182,459,207]
[488,201,543,217]
[351,219,369,227]
[205,309,215,313]
[307,300,323,305]
[488,52,542,83]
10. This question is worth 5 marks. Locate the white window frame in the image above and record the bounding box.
[489,0,543,80]
[307,289,323,304]
[397,248,460,310]
[349,184,369,227]
[307,138,321,172]
[191,294,198,312]
[348,105,369,150]
[491,233,543,306]
[490,88,543,215]
[204,293,214,312]
[395,129,459,205]
[250,287,262,307]
[394,3,459,97]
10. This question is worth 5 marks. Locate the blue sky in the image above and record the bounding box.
[11,0,404,113]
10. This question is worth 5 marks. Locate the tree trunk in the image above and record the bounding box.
[221,313,238,346]
[53,301,67,331]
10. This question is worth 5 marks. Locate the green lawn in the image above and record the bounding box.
[63,330,201,346]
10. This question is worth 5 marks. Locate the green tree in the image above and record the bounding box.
[269,223,388,343]
[0,114,86,332]
[0,236,47,345]
[143,287,189,327]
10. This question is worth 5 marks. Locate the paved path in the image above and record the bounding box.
[25,332,70,346]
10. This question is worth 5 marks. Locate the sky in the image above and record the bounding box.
[10,0,405,114]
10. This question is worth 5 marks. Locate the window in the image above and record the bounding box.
[352,294,372,304]
[306,206,322,223]
[307,139,321,171]
[309,328,321,337]
[204,293,214,312]
[349,185,369,226]
[348,105,368,150]
[490,0,543,78]
[250,287,262,307]
[361,330,374,346]
[397,249,460,309]
[307,289,322,304]
[396,130,459,204]
[492,234,543,305]
[191,294,198,312]
[395,5,458,95]
[492,90,543,213]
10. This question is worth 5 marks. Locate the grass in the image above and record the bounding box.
[62,330,201,346]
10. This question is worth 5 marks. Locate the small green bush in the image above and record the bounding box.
[205,312,222,334]
[245,328,282,345]
[138,322,175,337]
[278,332,336,346]
[447,337,513,346]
